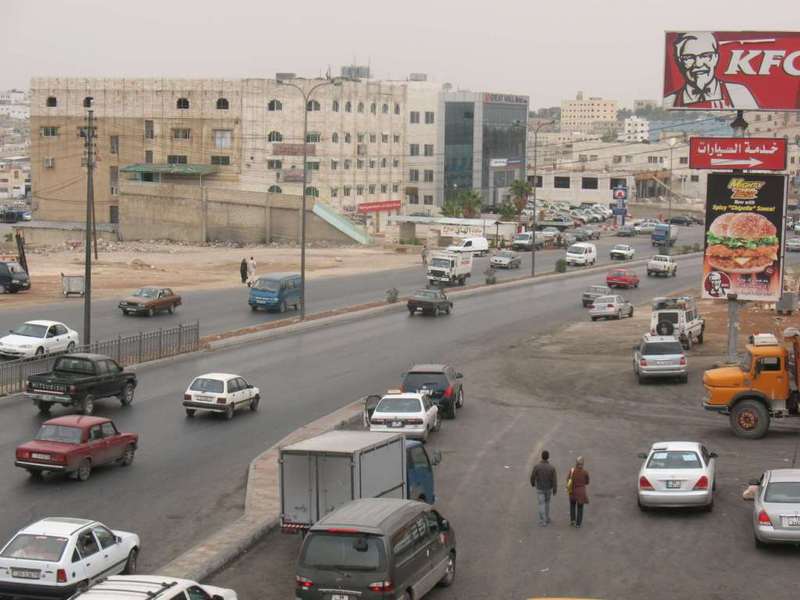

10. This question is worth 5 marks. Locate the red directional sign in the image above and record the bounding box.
[689,137,787,171]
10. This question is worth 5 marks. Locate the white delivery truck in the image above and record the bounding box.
[427,250,473,286]
[279,430,439,533]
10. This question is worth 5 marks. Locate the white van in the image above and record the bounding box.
[447,236,489,256]
[565,242,597,266]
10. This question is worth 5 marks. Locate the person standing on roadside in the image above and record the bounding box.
[567,456,590,528]
[530,450,557,526]
[240,258,248,284]
[421,246,428,267]
[247,256,257,286]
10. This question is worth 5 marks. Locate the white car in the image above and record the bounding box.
[637,441,717,511]
[0,321,79,359]
[565,242,597,266]
[610,244,635,260]
[369,392,440,442]
[182,373,260,419]
[70,575,237,600]
[0,518,139,598]
[589,294,634,320]
[634,222,658,234]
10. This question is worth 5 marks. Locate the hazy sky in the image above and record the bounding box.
[3,0,797,108]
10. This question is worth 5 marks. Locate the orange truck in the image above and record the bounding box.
[703,329,800,439]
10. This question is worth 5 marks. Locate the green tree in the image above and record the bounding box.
[498,201,517,221]
[440,197,462,217]
[509,179,532,217]
[458,189,482,218]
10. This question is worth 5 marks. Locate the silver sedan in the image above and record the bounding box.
[490,250,522,269]
[751,469,800,547]
[637,441,716,510]
[589,295,634,321]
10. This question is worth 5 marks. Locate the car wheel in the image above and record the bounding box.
[279,301,287,313]
[432,414,441,432]
[35,347,45,356]
[80,395,95,415]
[119,383,135,406]
[432,307,439,318]
[120,444,136,466]
[122,310,129,316]
[168,305,174,314]
[446,303,453,315]
[448,401,457,419]
[147,307,155,317]
[123,548,138,574]
[36,401,51,415]
[672,269,677,277]
[66,341,76,353]
[27,469,43,479]
[647,271,653,277]
[615,310,621,320]
[224,404,235,420]
[629,307,634,318]
[76,459,92,482]
[250,305,257,311]
[697,330,704,344]
[704,498,714,512]
[754,534,767,549]
[0,284,5,294]
[730,399,770,439]
[185,408,196,417]
[637,497,649,511]
[457,388,464,408]
[438,552,456,587]
[591,316,598,321]
[250,395,260,411]
[681,374,689,384]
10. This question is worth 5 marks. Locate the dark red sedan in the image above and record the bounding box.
[15,415,138,482]
[606,268,640,289]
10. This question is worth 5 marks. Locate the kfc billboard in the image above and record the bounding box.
[664,31,800,111]
[702,173,787,302]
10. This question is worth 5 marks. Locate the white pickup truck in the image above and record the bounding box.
[427,251,473,286]
[647,254,677,277]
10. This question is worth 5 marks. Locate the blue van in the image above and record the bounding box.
[248,272,301,313]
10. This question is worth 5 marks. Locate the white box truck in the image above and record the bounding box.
[426,251,473,286]
[279,430,438,533]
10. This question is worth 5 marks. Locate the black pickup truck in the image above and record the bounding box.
[25,353,137,415]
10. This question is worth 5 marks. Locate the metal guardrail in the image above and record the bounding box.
[0,321,200,397]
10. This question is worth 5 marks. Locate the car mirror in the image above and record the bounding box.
[431,450,442,466]
[637,453,647,459]
[439,519,450,532]
[115,536,122,544]
[709,452,718,458]
[247,384,253,389]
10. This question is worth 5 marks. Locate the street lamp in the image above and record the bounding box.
[531,119,555,277]
[277,76,347,319]
[666,137,676,256]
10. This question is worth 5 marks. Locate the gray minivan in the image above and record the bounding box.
[296,498,456,599]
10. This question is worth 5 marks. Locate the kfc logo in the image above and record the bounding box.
[704,271,732,298]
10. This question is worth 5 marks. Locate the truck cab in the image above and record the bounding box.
[427,251,472,286]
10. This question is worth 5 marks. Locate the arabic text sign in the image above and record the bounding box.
[690,137,787,171]
[664,31,800,111]
[440,224,484,238]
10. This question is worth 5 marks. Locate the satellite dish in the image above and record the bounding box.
[656,321,675,336]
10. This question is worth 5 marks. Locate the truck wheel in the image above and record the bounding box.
[119,383,135,406]
[250,305,257,311]
[224,404,235,420]
[120,444,136,466]
[279,300,287,313]
[80,395,95,416]
[683,335,693,351]
[76,459,92,482]
[36,401,51,415]
[647,271,653,277]
[730,399,770,439]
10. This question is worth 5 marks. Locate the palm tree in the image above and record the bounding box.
[510,179,532,218]
[459,189,483,218]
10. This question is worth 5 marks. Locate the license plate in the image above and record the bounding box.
[657,361,668,366]
[666,480,681,489]
[197,396,213,402]
[11,568,40,580]
[391,421,403,428]
[330,595,351,600]
[31,453,50,460]
[784,516,800,527]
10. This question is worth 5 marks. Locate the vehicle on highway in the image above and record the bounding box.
[280,431,440,533]
[118,287,181,316]
[650,296,704,350]
[565,242,597,266]
[407,288,452,317]
[296,498,455,600]
[426,251,472,286]
[490,250,522,269]
[617,225,635,237]
[633,334,688,383]
[637,441,716,511]
[749,469,800,547]
[401,363,464,419]
[647,254,677,277]
[248,272,301,313]
[511,231,539,251]
[703,329,800,439]
[369,392,440,442]
[589,295,634,321]
[0,518,140,598]
[0,260,30,294]
[786,237,800,252]
[446,236,489,256]
[538,215,573,231]
[574,227,601,241]
[610,244,635,260]
[26,353,137,415]
[182,373,260,419]
[539,226,561,241]
[581,284,612,308]
[634,221,658,235]
[0,320,79,359]
[606,268,639,289]
[669,215,694,226]
[69,576,237,600]
[15,415,138,481]
[651,223,678,247]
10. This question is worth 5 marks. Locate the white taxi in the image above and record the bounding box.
[182,373,260,420]
[369,391,440,442]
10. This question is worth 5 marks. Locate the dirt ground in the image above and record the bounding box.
[0,241,421,307]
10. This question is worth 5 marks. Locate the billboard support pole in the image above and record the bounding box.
[726,293,739,364]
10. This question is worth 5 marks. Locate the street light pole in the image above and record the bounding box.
[666,137,676,256]
[531,119,555,277]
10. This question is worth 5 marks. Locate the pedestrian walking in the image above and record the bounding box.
[421,246,428,266]
[531,450,557,526]
[246,256,257,286]
[566,456,590,528]
[239,258,248,284]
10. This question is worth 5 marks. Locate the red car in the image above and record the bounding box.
[15,415,138,482]
[606,269,640,289]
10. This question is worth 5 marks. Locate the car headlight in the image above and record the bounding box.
[19,344,33,349]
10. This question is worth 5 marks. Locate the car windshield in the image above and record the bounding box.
[610,271,627,277]
[431,258,450,268]
[6,261,25,274]
[739,351,753,373]
[765,481,800,503]
[613,246,628,251]
[588,286,608,294]
[567,245,586,254]
[595,296,616,304]
[10,323,47,338]
[403,372,448,392]
[496,251,513,258]
[642,342,684,355]
[300,533,384,572]
[1,534,68,562]
[375,397,422,413]
[413,290,438,299]
[189,378,225,394]
[647,451,702,469]
[513,234,530,241]
[132,288,158,298]
[252,278,280,292]
[35,425,82,444]
[54,357,95,374]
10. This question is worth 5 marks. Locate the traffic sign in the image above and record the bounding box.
[689,137,787,171]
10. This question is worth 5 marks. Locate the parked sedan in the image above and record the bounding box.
[786,237,800,252]
[633,334,687,383]
[617,225,635,237]
[369,392,440,442]
[610,244,635,261]
[637,441,716,511]
[490,250,522,269]
[581,284,612,308]
[575,227,601,241]
[0,320,79,359]
[182,373,260,419]
[606,268,639,289]
[119,287,181,316]
[589,295,634,320]
[401,363,464,419]
[634,222,658,235]
[407,288,452,316]
[751,469,800,547]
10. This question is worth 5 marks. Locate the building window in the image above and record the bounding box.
[110,136,119,154]
[331,159,338,170]
[332,100,339,112]
[43,157,55,168]
[331,187,338,197]
[216,98,229,110]
[527,175,542,188]
[425,111,434,124]
[173,128,191,140]
[306,99,321,112]
[393,158,399,167]
[267,159,282,169]
[268,131,283,142]
[424,194,433,205]
[331,132,339,143]
[356,185,364,195]
[381,133,389,143]
[609,178,626,189]
[306,132,321,143]
[46,96,57,107]
[305,186,319,197]
[357,159,364,169]
[167,155,188,164]
[612,155,622,164]
[369,184,376,194]
[268,185,282,193]
[344,159,351,169]
[344,186,352,196]
[410,111,420,124]
[410,144,420,156]
[145,150,153,164]
[345,101,352,112]
[408,195,419,204]
[306,161,320,171]
[369,159,376,168]
[578,154,588,163]
[393,134,400,143]
[369,133,377,143]
[648,156,658,164]
[554,176,570,188]
[581,177,598,190]
[424,144,433,156]
[268,99,282,111]
[110,166,119,194]
[370,102,377,114]
[40,126,59,137]
[394,103,400,115]
[625,155,633,163]
[679,156,688,165]
[382,103,389,114]
[424,169,434,182]
[392,183,399,192]
[357,102,364,113]
[214,129,232,149]
[211,155,231,165]
[357,133,365,143]
[690,175,700,182]
[409,169,419,182]
[381,184,388,193]
[176,98,190,109]
[145,120,154,139]
[344,133,352,143]
[381,158,387,168]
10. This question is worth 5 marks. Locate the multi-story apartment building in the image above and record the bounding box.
[560,92,617,133]
[621,116,649,142]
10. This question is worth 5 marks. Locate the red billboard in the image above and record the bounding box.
[356,200,402,213]
[689,137,788,171]
[664,31,800,111]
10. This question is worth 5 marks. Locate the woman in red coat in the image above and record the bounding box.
[568,456,590,528]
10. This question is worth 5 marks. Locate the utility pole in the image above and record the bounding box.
[666,137,676,256]
[83,99,94,345]
[726,111,749,363]
[531,119,554,277]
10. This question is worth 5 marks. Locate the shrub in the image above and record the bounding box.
[385,287,399,303]
[555,258,567,273]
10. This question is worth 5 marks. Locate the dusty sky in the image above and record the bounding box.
[3,0,797,108]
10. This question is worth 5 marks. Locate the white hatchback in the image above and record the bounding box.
[369,392,440,442]
[0,517,139,598]
[0,321,79,359]
[182,373,260,419]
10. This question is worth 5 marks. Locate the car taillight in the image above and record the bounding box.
[296,575,313,589]
[368,581,394,592]
[56,569,67,583]
[406,418,423,424]
[216,397,227,404]
[371,418,385,425]
[639,476,654,490]
[184,394,192,401]
[679,356,686,366]
[17,450,29,459]
[444,385,453,398]
[639,359,647,367]
[758,510,773,526]
[693,475,708,490]
[607,304,614,308]
[52,454,66,464]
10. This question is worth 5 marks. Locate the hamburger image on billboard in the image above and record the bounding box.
[703,173,786,301]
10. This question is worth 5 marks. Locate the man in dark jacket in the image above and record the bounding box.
[530,450,557,526]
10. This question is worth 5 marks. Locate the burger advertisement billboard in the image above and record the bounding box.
[702,173,786,301]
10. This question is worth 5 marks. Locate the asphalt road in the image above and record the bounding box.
[0,252,711,573]
[0,227,705,341]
